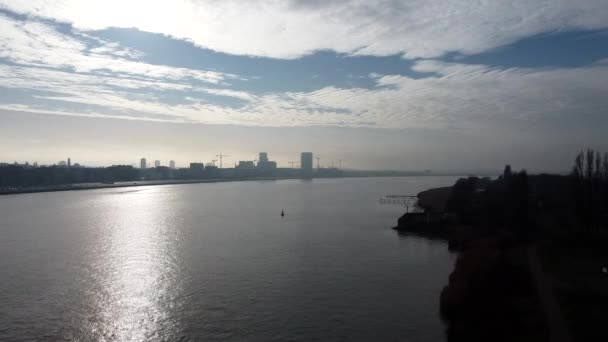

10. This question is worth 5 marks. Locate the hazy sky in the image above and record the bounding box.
[1,1,608,171]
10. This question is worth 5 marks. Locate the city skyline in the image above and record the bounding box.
[0,145,583,173]
[0,114,593,173]
[3,151,357,171]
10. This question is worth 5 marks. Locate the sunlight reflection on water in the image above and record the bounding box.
[86,188,184,340]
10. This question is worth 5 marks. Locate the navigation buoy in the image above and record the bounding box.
[281,210,285,217]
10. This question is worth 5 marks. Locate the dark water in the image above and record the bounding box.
[0,177,458,341]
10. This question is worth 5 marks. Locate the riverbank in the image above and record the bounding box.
[536,235,608,341]
[0,174,455,196]
[393,185,550,341]
[397,231,552,340]
[0,177,311,195]
[441,236,549,341]
[394,180,608,341]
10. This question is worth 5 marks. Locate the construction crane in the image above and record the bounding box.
[316,157,321,170]
[216,153,230,168]
[288,161,299,168]
[338,159,343,169]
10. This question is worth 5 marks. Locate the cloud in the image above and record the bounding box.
[0,13,235,84]
[89,42,145,59]
[1,0,607,59]
[195,88,256,101]
[3,59,608,130]
[0,4,607,135]
[0,104,181,123]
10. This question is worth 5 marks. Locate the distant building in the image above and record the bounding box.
[205,165,218,171]
[58,160,67,167]
[259,152,268,163]
[190,163,205,171]
[67,157,71,168]
[257,152,277,170]
[169,160,176,169]
[154,160,161,167]
[301,152,313,174]
[140,158,147,169]
[236,161,256,169]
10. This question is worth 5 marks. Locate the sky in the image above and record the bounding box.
[1,0,608,172]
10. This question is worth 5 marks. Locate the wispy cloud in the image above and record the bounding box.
[0,13,235,84]
[89,42,145,59]
[1,0,607,59]
[2,58,608,130]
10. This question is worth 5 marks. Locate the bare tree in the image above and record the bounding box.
[572,149,608,233]
[573,151,584,179]
[603,152,608,182]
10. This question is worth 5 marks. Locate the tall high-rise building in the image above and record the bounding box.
[140,158,147,169]
[301,152,313,175]
[67,157,71,168]
[259,152,268,163]
[154,160,161,167]
[169,160,176,169]
[257,152,277,170]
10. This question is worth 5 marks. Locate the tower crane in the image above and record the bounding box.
[216,153,230,168]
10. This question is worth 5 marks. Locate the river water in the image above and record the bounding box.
[0,177,458,341]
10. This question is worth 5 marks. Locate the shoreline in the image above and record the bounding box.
[396,221,551,340]
[0,177,306,196]
[0,174,454,196]
[392,184,574,341]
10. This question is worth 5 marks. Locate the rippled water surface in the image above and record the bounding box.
[0,177,458,341]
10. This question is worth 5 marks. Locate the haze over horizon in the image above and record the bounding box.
[1,1,608,172]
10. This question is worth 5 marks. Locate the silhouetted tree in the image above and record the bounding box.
[571,149,608,233]
[603,153,608,181]
[446,177,481,224]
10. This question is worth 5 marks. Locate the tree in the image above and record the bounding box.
[503,164,513,183]
[571,149,608,233]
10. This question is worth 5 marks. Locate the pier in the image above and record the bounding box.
[379,195,417,206]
